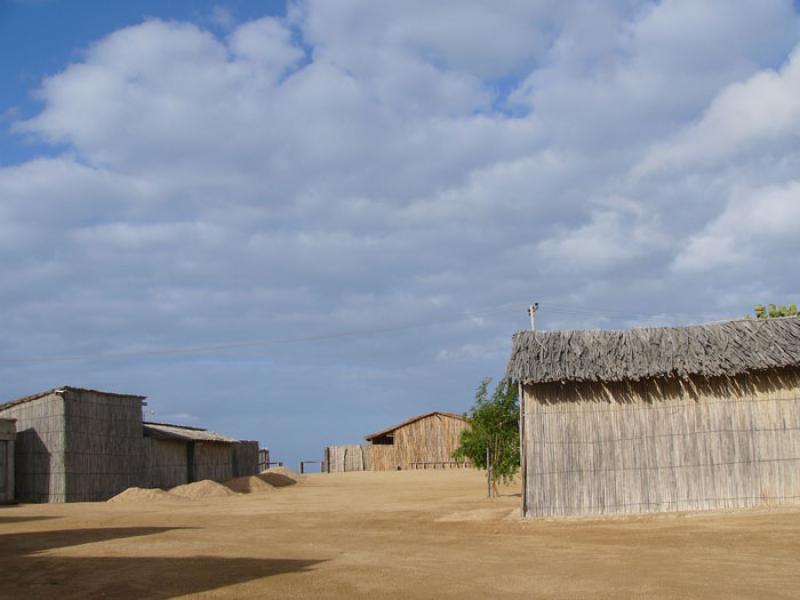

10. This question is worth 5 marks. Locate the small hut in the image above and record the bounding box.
[0,418,15,504]
[143,422,258,488]
[326,411,469,472]
[507,317,800,518]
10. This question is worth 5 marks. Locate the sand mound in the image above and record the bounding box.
[169,480,238,499]
[260,466,302,486]
[224,474,280,494]
[108,487,182,503]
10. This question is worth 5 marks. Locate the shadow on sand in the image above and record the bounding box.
[0,514,61,525]
[1,555,324,599]
[0,526,325,598]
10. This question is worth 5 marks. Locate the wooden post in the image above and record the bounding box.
[300,461,305,475]
[486,446,492,499]
[519,382,527,518]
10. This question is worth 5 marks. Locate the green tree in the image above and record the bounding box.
[453,378,520,496]
[750,303,798,319]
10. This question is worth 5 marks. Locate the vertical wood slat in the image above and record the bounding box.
[327,413,470,472]
[524,367,800,518]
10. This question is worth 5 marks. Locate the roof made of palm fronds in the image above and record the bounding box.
[507,316,800,385]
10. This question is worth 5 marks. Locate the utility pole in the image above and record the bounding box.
[520,301,538,517]
[528,302,539,332]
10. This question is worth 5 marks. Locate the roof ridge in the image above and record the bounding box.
[507,316,800,384]
[364,410,467,441]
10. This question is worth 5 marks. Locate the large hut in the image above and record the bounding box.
[506,317,800,518]
[0,386,258,502]
[326,411,469,472]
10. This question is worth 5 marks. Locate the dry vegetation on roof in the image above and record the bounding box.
[507,317,800,384]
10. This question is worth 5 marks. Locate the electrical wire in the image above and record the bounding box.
[0,300,523,365]
[0,299,742,365]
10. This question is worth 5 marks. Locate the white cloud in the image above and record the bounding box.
[2,1,800,464]
[537,198,669,270]
[674,181,800,272]
[636,45,800,175]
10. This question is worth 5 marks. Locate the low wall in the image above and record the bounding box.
[326,445,371,472]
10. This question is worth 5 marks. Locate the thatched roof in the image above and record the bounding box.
[143,422,237,444]
[507,317,800,385]
[364,411,466,442]
[0,386,146,412]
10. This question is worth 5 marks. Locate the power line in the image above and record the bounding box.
[0,301,523,365]
[0,299,742,366]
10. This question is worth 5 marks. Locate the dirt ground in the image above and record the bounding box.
[2,470,800,599]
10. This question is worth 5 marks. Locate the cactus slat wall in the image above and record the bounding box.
[0,394,67,502]
[523,367,800,517]
[327,414,469,472]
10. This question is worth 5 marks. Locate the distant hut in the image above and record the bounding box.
[143,422,258,489]
[0,386,259,502]
[326,411,469,472]
[507,317,800,518]
[0,418,15,504]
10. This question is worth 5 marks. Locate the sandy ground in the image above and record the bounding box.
[2,469,800,599]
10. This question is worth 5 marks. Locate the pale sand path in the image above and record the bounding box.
[1,469,799,599]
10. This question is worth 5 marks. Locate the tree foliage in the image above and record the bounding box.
[453,378,520,489]
[748,303,798,319]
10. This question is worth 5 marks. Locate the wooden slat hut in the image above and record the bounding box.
[0,387,260,502]
[506,317,800,518]
[143,422,258,488]
[0,387,147,502]
[326,411,469,472]
[0,418,15,504]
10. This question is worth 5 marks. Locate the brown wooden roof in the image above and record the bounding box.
[364,411,466,441]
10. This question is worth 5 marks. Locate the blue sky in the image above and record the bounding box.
[0,1,285,163]
[2,0,800,468]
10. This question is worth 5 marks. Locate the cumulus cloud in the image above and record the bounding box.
[2,1,800,464]
[674,181,800,272]
[537,198,669,270]
[636,45,800,175]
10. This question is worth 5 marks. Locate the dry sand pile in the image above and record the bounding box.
[224,468,302,493]
[169,480,237,499]
[260,466,303,486]
[108,487,183,503]
[108,468,303,503]
[224,474,278,494]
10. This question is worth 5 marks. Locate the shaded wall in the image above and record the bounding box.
[0,394,65,502]
[522,367,800,518]
[144,438,188,489]
[63,390,146,502]
[232,441,259,477]
[0,419,15,503]
[194,443,234,482]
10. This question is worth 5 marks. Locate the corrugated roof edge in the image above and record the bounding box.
[0,386,147,412]
[364,411,467,441]
[142,421,208,432]
[143,422,238,443]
